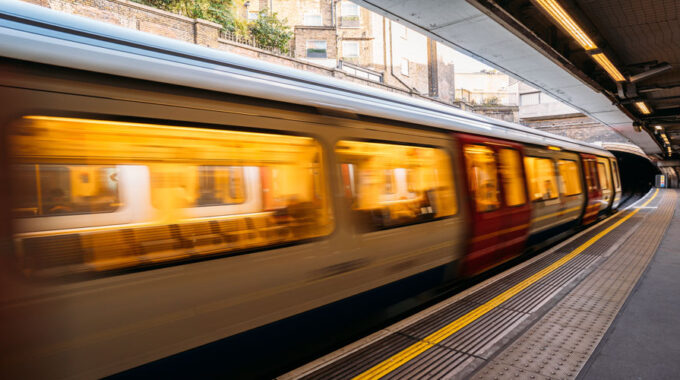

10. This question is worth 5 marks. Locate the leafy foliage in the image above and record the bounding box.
[132,2,293,52]
[133,0,239,32]
[248,10,293,53]
[482,96,501,105]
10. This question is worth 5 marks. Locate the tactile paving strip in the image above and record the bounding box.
[284,190,675,380]
[473,190,677,380]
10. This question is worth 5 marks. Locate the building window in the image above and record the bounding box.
[306,40,328,58]
[247,10,259,21]
[339,61,383,82]
[342,41,359,58]
[341,1,360,27]
[303,13,322,26]
[399,24,408,39]
[400,57,409,76]
[520,92,540,106]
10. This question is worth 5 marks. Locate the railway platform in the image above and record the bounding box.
[282,188,679,380]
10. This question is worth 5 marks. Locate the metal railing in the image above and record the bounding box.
[219,30,293,57]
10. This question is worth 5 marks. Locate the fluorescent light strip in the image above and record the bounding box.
[591,53,626,82]
[635,101,651,114]
[535,0,598,50]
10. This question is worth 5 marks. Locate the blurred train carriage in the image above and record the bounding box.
[10,117,331,275]
[0,1,622,378]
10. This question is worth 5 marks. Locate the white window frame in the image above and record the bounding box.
[400,57,409,76]
[342,41,360,58]
[247,10,259,21]
[303,13,323,26]
[400,25,408,39]
[306,40,328,58]
[341,1,360,17]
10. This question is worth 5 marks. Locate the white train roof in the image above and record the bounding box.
[0,0,612,157]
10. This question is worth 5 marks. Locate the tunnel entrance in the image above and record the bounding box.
[610,151,660,199]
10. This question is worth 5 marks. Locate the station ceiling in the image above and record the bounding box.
[354,0,679,158]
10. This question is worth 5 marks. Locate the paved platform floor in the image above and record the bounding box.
[579,192,680,379]
[282,189,679,380]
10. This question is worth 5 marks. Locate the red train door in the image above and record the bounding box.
[580,154,602,225]
[458,134,531,276]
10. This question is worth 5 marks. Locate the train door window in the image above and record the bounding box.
[557,160,582,196]
[586,160,599,191]
[336,140,456,230]
[597,162,611,190]
[612,160,621,189]
[524,156,558,201]
[498,148,526,206]
[464,144,500,212]
[11,164,121,218]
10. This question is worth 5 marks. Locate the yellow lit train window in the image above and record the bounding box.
[9,116,333,277]
[524,156,558,201]
[557,160,582,196]
[612,160,621,189]
[464,144,500,212]
[498,148,526,206]
[336,140,456,230]
[11,164,120,218]
[597,162,610,190]
[197,166,246,206]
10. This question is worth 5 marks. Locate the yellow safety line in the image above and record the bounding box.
[353,188,660,380]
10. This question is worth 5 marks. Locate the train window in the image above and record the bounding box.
[597,162,610,190]
[196,166,246,206]
[585,160,599,191]
[557,160,582,196]
[464,144,500,212]
[524,156,558,201]
[498,148,526,207]
[336,140,456,230]
[9,116,333,277]
[612,160,621,189]
[11,164,120,218]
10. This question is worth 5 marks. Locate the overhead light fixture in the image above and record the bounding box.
[534,0,598,50]
[635,101,651,114]
[591,53,626,82]
[662,134,670,145]
[655,125,664,130]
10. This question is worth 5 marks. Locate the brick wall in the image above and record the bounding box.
[522,115,630,143]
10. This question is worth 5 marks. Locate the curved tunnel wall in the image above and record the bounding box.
[610,151,660,196]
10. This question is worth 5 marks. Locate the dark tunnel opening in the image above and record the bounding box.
[610,151,660,201]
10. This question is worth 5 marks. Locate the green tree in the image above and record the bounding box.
[248,10,293,53]
[133,0,240,33]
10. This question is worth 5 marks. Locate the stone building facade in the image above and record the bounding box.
[514,82,630,144]
[256,0,457,101]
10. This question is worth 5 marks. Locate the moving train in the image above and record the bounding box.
[0,1,622,378]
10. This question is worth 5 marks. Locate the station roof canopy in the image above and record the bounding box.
[354,0,680,158]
